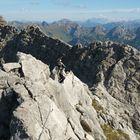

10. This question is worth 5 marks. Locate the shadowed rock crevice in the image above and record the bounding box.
[0,88,20,140]
[67,118,81,140]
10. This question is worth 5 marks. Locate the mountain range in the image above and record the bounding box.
[9,18,140,50]
[0,17,140,140]
[0,19,140,140]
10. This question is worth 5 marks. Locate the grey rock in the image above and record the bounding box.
[0,69,9,88]
[17,52,50,82]
[2,63,21,72]
[80,115,93,132]
[0,52,106,140]
[131,111,140,134]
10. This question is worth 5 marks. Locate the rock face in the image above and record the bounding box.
[0,24,140,140]
[67,42,140,104]
[0,52,106,140]
[66,42,140,90]
[64,42,140,140]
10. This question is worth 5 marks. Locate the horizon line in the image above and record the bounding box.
[6,17,140,23]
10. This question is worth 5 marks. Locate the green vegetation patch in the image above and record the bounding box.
[46,26,73,42]
[92,99,105,113]
[101,124,130,140]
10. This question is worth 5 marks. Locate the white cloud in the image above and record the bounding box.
[28,0,40,5]
[109,8,140,13]
[74,4,87,9]
[89,8,140,13]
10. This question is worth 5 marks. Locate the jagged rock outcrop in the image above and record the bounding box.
[0,52,106,140]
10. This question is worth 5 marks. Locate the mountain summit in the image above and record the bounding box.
[0,24,140,140]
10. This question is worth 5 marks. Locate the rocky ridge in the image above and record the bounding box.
[0,24,140,140]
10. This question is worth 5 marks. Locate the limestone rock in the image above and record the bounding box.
[17,52,50,82]
[2,63,21,72]
[0,52,106,140]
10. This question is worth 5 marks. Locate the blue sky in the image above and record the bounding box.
[0,0,140,21]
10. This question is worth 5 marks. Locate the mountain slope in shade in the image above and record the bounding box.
[107,26,136,42]
[131,27,140,50]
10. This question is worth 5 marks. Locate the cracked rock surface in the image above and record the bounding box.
[0,52,105,140]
